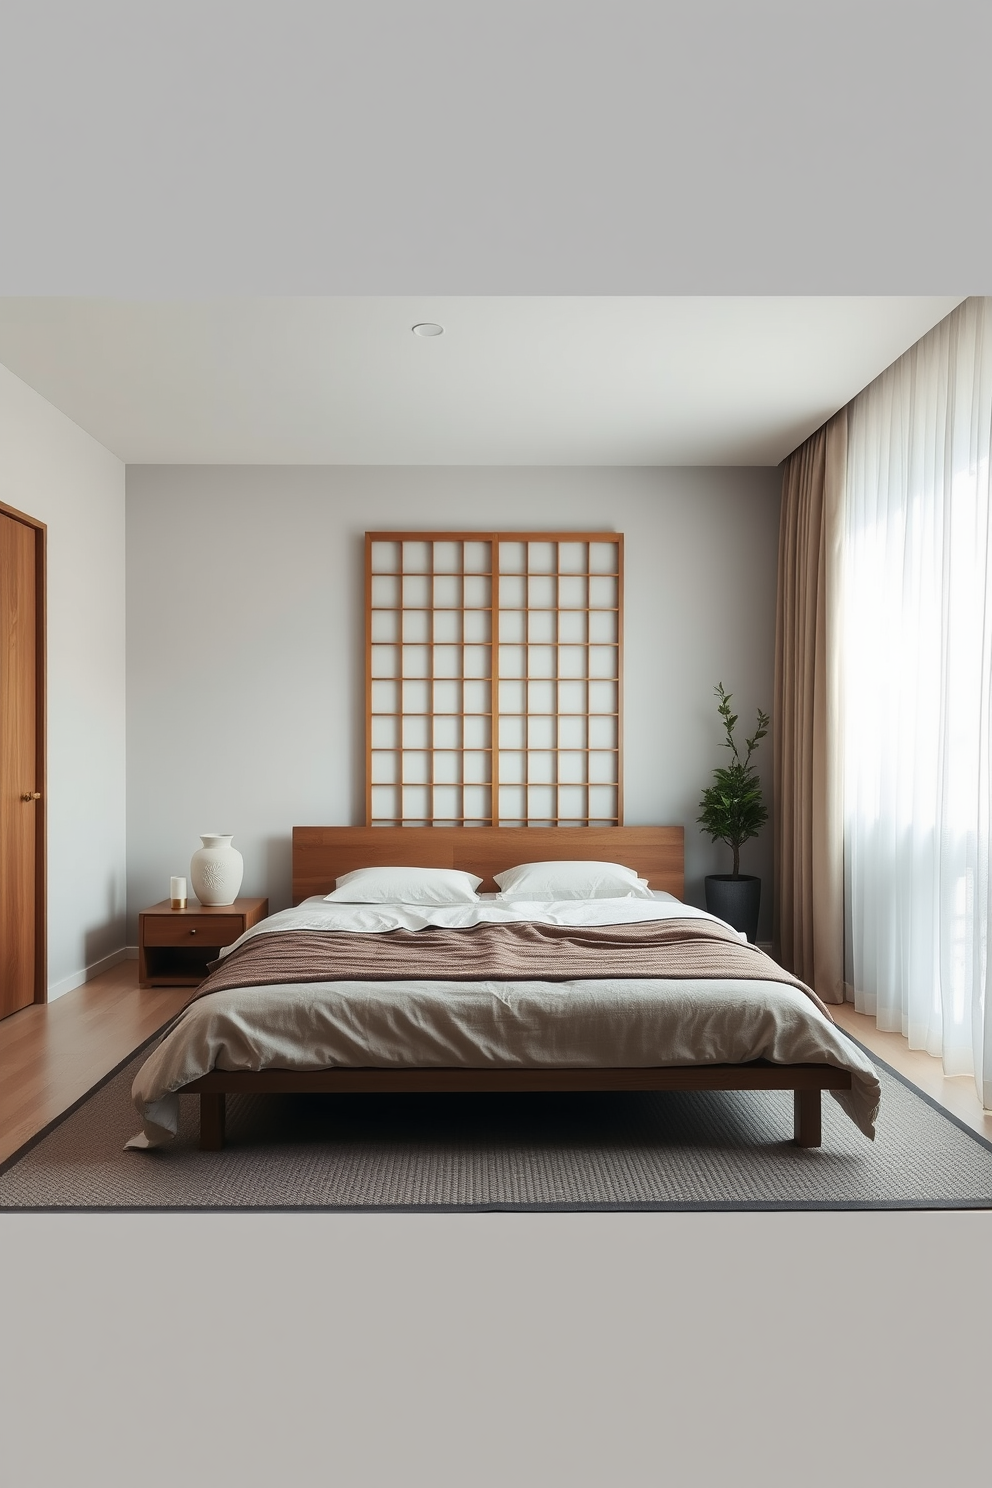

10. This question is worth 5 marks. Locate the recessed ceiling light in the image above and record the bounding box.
[412,322,444,337]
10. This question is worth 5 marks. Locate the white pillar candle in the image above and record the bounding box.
[171,877,186,900]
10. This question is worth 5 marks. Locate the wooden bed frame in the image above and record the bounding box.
[180,826,851,1149]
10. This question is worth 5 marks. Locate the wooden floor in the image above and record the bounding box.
[0,961,188,1168]
[831,1001,992,1142]
[1,963,990,1169]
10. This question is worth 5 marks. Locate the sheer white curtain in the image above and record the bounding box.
[844,297,992,1106]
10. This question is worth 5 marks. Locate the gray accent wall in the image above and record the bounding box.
[126,465,781,939]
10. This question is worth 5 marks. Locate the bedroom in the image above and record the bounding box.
[2,5,990,1485]
[0,293,969,1146]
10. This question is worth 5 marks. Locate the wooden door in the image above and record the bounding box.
[1,506,45,1018]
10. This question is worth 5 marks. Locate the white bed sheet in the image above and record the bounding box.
[214,890,745,951]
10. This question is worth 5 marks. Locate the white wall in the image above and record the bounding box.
[0,363,127,998]
[126,465,781,938]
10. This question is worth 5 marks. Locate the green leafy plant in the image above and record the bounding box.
[697,683,770,878]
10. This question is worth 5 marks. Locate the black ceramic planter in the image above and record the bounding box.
[704,874,761,943]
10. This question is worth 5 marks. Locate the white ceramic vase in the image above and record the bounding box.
[189,834,244,906]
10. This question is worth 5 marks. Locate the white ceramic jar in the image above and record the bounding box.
[189,834,244,906]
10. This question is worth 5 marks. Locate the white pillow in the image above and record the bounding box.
[323,866,482,905]
[493,859,655,901]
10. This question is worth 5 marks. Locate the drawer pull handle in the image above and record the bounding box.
[189,929,197,936]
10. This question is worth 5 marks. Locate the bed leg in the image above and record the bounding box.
[200,1093,226,1151]
[794,1088,822,1147]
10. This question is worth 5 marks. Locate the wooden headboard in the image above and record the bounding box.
[292,826,684,902]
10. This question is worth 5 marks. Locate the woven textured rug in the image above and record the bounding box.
[2,1042,991,1211]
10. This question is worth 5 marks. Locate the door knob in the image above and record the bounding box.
[21,792,41,801]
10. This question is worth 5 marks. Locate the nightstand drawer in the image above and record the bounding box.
[142,915,245,949]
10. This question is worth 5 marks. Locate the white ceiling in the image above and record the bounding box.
[0,297,965,466]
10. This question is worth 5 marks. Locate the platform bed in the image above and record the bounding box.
[183,1063,850,1150]
[166,825,856,1153]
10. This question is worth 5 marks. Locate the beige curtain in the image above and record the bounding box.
[773,409,846,1002]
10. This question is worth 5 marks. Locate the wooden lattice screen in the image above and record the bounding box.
[366,531,623,826]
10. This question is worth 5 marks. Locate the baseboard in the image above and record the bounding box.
[47,947,129,1003]
[126,945,138,960]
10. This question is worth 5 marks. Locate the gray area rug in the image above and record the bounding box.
[2,1041,991,1210]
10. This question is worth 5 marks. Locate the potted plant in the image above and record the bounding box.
[697,683,770,942]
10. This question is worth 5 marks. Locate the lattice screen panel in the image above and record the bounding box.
[366,531,622,826]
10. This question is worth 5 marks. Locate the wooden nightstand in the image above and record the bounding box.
[138,896,269,988]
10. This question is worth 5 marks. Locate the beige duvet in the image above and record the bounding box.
[127,898,880,1147]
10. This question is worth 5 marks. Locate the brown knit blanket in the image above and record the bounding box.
[191,917,814,1003]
